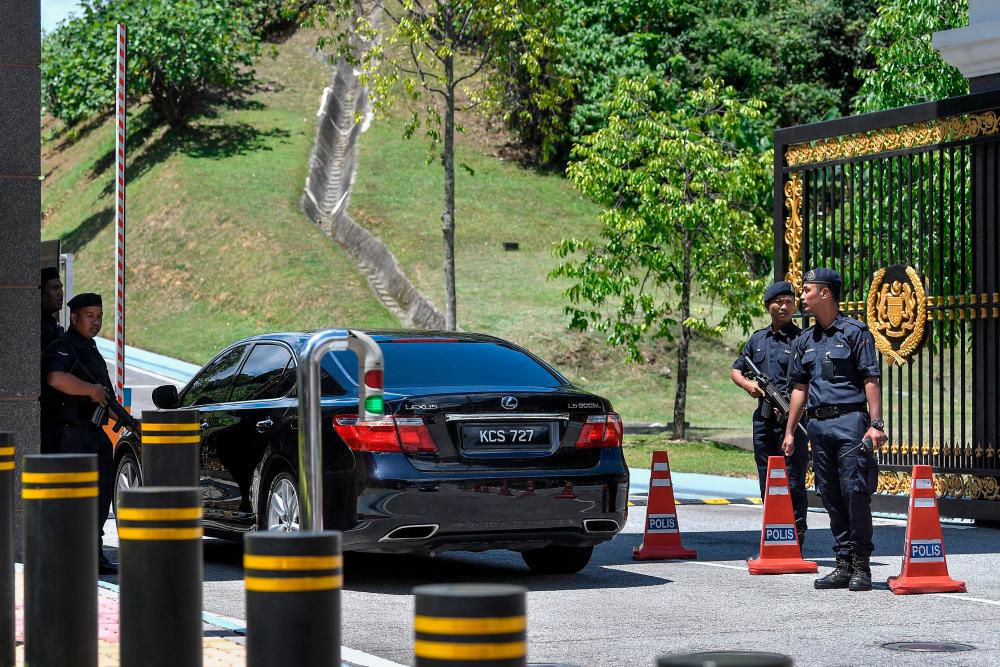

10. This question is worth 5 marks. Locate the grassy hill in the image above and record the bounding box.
[41,27,759,446]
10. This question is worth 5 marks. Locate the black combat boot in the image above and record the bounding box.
[848,553,872,592]
[814,554,852,589]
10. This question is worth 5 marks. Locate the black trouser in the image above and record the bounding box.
[54,425,114,552]
[752,411,809,533]
[808,411,876,558]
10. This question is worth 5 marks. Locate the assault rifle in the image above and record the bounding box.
[90,390,141,435]
[742,357,809,438]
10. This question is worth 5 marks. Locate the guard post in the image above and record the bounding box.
[244,531,342,666]
[141,409,200,486]
[22,453,98,667]
[413,583,528,667]
[118,487,202,667]
[0,433,14,667]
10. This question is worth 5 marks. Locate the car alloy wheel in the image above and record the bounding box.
[266,473,300,532]
[114,452,141,516]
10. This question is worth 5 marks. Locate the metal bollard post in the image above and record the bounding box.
[141,409,200,486]
[413,583,527,667]
[245,531,342,666]
[657,652,794,667]
[118,487,203,667]
[23,453,98,667]
[0,434,14,667]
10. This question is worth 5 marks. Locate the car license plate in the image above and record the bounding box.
[461,424,554,450]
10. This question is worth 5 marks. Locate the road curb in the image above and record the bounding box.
[95,337,199,384]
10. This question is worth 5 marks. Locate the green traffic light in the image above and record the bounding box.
[364,395,384,415]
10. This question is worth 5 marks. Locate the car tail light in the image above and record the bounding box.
[333,415,438,454]
[576,413,623,449]
[394,417,438,454]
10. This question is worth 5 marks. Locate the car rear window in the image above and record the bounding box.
[326,341,563,389]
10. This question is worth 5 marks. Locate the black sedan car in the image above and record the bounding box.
[114,330,629,573]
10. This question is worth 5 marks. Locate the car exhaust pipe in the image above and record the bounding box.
[582,519,619,533]
[379,524,440,541]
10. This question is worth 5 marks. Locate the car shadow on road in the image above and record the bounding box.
[200,535,670,591]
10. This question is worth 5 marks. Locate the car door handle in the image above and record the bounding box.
[201,421,209,431]
[256,418,274,433]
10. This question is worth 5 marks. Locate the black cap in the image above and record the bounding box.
[802,268,842,288]
[67,293,102,312]
[41,267,60,286]
[763,281,794,304]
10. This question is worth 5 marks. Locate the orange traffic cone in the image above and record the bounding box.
[633,451,696,560]
[748,456,817,574]
[888,465,966,595]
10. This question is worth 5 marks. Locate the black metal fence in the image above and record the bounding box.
[774,90,1000,519]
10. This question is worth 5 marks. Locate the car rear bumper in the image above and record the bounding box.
[339,452,629,553]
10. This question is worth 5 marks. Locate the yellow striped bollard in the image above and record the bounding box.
[0,434,13,667]
[23,453,98,667]
[118,487,203,667]
[244,531,342,666]
[413,584,527,667]
[141,409,200,486]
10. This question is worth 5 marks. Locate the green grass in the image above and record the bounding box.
[41,27,761,451]
[623,435,757,477]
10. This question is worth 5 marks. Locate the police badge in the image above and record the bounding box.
[866,264,927,365]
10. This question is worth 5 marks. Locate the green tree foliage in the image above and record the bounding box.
[853,0,968,112]
[42,0,260,127]
[553,78,770,439]
[505,0,876,166]
[312,0,563,330]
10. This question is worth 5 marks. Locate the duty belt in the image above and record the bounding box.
[807,403,867,420]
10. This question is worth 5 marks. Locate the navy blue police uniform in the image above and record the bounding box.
[788,277,880,560]
[41,298,116,564]
[40,267,65,454]
[733,284,809,535]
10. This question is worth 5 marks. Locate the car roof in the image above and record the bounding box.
[238,329,510,350]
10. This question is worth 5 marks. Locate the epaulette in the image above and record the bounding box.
[842,316,869,331]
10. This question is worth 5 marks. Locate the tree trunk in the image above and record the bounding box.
[673,231,692,440]
[441,53,458,331]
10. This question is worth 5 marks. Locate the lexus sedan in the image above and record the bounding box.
[113,330,629,573]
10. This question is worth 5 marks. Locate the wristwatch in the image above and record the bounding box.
[870,417,885,431]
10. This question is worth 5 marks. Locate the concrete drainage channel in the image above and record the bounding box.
[882,642,977,653]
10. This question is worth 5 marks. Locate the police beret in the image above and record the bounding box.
[67,292,102,312]
[40,267,60,286]
[763,281,794,304]
[802,268,842,287]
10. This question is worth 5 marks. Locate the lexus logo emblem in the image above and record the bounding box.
[501,396,518,410]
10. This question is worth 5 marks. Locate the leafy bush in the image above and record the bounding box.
[42,0,260,127]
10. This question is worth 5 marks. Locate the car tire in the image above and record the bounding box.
[113,449,142,518]
[521,544,594,574]
[260,470,300,532]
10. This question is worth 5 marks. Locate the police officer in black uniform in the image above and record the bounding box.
[40,267,64,349]
[731,280,809,542]
[42,292,118,575]
[784,269,887,591]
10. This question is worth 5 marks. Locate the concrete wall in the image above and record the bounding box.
[0,0,41,553]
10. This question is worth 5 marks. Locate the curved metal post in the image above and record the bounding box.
[296,330,349,532]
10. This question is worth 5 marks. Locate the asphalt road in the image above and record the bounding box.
[100,500,1000,666]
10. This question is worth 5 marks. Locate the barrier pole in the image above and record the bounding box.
[119,487,203,667]
[245,531,342,666]
[114,22,127,402]
[23,454,98,667]
[413,583,527,667]
[141,409,200,487]
[0,434,13,667]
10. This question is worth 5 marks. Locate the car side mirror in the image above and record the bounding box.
[151,384,180,410]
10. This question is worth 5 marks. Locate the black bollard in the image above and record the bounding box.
[141,409,200,486]
[118,487,203,667]
[413,583,527,667]
[23,453,98,667]
[245,531,342,667]
[0,434,13,667]
[657,652,794,667]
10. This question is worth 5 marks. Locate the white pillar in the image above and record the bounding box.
[933,1,1000,91]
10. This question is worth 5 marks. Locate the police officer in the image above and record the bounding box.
[40,267,64,349]
[783,269,887,592]
[42,292,118,575]
[731,280,808,542]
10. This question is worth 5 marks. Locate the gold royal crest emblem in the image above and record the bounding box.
[866,264,927,365]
